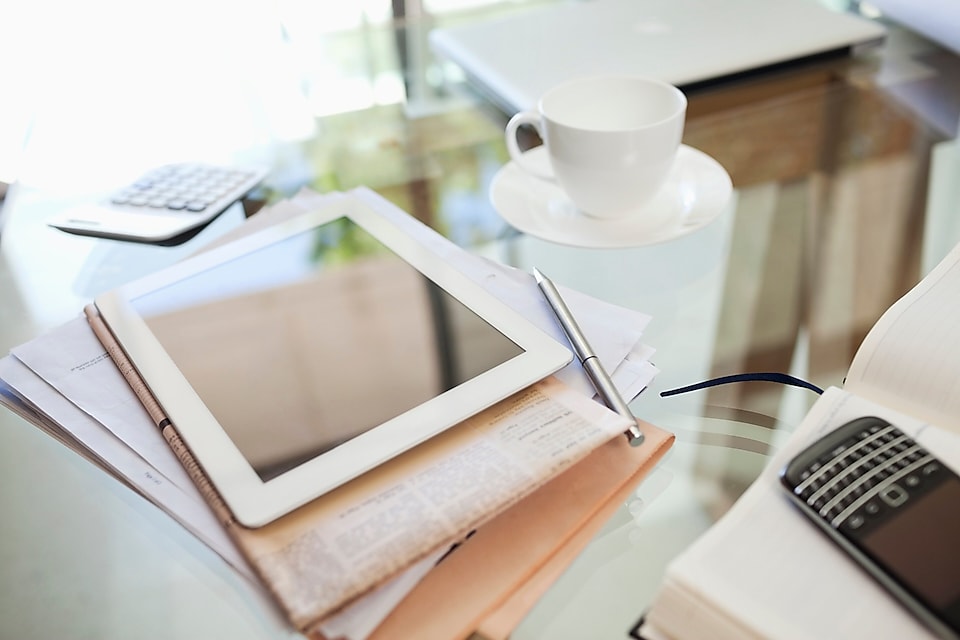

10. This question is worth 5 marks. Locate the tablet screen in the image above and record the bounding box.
[131,217,524,482]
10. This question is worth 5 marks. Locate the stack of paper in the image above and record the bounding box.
[0,188,665,639]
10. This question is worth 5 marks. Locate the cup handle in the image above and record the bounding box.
[505,111,554,181]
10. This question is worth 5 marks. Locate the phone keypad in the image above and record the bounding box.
[790,422,940,531]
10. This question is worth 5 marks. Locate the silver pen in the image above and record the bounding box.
[533,268,644,445]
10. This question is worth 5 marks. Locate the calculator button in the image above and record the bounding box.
[96,162,266,239]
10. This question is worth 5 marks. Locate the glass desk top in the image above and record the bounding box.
[1,5,959,639]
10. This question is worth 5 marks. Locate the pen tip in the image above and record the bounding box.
[532,267,544,283]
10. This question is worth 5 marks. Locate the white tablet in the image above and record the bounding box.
[95,196,571,527]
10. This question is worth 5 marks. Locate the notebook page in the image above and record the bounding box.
[846,241,960,433]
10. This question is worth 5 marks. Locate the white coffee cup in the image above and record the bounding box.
[505,75,687,219]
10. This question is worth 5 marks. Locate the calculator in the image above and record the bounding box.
[780,416,960,639]
[47,163,268,243]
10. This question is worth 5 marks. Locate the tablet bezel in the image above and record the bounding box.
[95,196,571,527]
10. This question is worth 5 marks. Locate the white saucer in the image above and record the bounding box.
[490,145,733,249]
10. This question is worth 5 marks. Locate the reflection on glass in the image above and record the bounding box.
[133,217,523,481]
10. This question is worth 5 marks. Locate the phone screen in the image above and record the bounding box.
[860,477,960,613]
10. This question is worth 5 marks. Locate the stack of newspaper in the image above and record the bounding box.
[0,188,661,639]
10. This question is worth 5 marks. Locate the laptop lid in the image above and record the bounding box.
[429,0,886,114]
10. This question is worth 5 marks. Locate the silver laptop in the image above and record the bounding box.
[429,0,886,113]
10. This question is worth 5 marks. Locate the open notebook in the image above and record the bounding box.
[430,0,886,113]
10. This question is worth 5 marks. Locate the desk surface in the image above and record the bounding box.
[2,4,959,639]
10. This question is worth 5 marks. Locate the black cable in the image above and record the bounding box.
[659,372,824,397]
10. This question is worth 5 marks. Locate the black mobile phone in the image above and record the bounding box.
[780,416,960,640]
